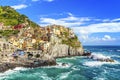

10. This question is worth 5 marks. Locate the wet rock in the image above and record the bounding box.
[0,58,56,72]
[62,63,68,66]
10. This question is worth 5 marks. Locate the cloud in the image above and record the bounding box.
[39,13,91,26]
[73,22,120,34]
[102,18,120,22]
[112,18,120,22]
[11,4,28,10]
[72,22,120,42]
[39,17,89,26]
[102,35,116,41]
[77,34,116,43]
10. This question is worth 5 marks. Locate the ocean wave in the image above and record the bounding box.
[93,67,108,80]
[71,66,80,71]
[42,63,72,69]
[83,60,119,67]
[13,67,28,71]
[93,77,107,80]
[63,57,76,60]
[56,71,72,80]
[108,50,113,51]
[111,55,120,58]
[56,63,71,68]
[0,67,28,80]
[105,66,120,72]
[91,52,111,59]
[38,71,52,80]
[117,50,120,52]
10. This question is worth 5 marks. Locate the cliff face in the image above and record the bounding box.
[41,27,84,59]
[40,25,83,59]
[49,44,83,58]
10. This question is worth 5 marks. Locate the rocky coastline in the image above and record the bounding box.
[0,44,83,72]
[0,59,56,72]
[82,51,115,62]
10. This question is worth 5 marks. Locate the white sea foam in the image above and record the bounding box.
[39,71,52,80]
[93,68,108,80]
[93,77,106,80]
[14,67,28,71]
[71,66,80,71]
[42,63,72,69]
[55,63,71,68]
[0,69,16,80]
[117,50,120,52]
[91,52,111,59]
[83,52,119,67]
[83,60,119,67]
[0,67,28,80]
[64,57,76,60]
[56,71,72,80]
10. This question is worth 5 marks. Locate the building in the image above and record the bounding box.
[0,36,16,52]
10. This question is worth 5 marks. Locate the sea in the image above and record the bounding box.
[0,46,120,80]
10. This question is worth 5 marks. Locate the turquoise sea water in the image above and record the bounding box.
[0,46,120,80]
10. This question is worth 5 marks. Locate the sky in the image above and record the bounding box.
[0,0,120,45]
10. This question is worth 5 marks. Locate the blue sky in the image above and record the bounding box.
[0,0,120,45]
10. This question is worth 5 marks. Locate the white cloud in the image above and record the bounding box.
[102,35,115,41]
[102,19,110,22]
[67,12,74,16]
[112,18,120,22]
[40,17,83,26]
[72,22,120,43]
[102,18,120,22]
[11,4,28,10]
[39,13,91,27]
[73,22,120,34]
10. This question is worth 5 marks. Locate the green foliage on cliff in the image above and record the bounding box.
[62,35,81,48]
[0,6,39,27]
[0,30,19,37]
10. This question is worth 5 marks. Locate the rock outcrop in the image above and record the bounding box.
[48,44,83,58]
[0,59,56,72]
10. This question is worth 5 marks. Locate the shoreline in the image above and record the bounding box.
[0,59,56,72]
[0,47,84,72]
[0,54,83,73]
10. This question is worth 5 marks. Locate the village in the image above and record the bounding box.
[0,22,77,63]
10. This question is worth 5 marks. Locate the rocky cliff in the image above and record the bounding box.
[47,44,83,58]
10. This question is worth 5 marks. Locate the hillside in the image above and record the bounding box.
[0,6,39,27]
[0,6,83,49]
